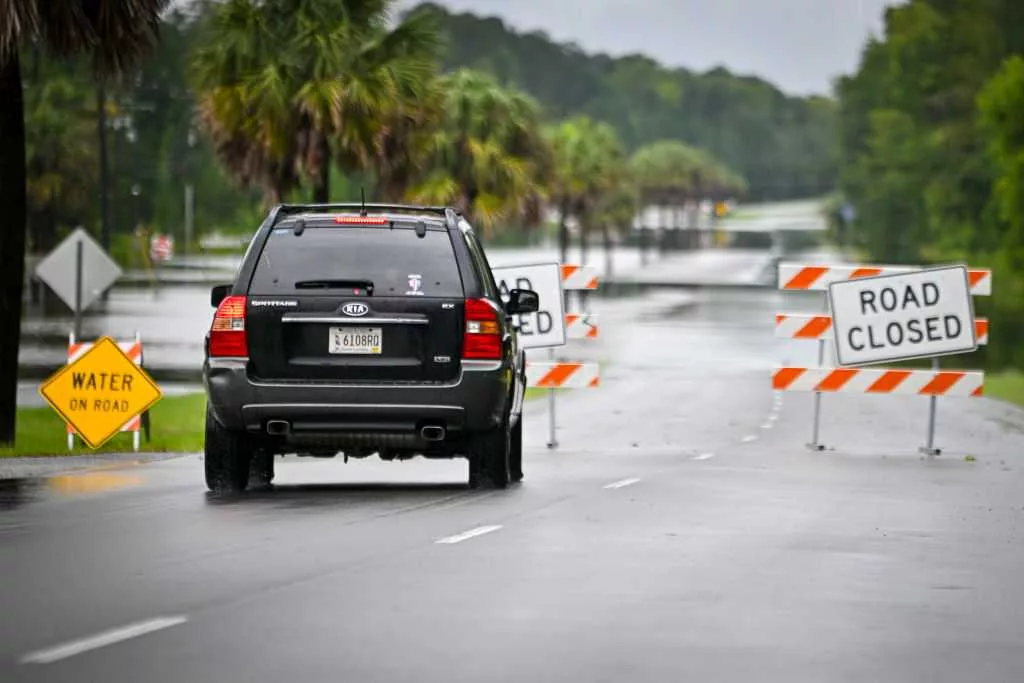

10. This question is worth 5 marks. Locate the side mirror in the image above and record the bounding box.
[506,288,540,315]
[210,284,232,308]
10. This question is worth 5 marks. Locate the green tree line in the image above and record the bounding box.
[418,2,838,202]
[835,0,1024,371]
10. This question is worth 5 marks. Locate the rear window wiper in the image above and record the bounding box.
[294,279,374,294]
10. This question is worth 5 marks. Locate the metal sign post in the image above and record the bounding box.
[921,355,941,456]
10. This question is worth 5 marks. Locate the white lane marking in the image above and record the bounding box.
[693,453,715,461]
[742,435,758,443]
[435,525,503,545]
[768,413,779,422]
[21,616,188,665]
[603,477,641,490]
[760,422,774,430]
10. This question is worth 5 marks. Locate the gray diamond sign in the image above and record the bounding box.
[35,228,123,313]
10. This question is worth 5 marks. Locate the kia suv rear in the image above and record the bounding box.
[202,203,539,493]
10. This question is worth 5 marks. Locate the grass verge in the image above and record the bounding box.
[3,387,555,457]
[1,394,208,457]
[986,371,1024,408]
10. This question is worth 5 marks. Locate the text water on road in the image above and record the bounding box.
[829,266,977,367]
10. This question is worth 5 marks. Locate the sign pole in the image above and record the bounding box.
[67,331,76,451]
[546,347,558,449]
[73,238,83,340]
[921,356,941,456]
[807,297,828,452]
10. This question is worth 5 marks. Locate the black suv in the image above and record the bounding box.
[202,203,539,493]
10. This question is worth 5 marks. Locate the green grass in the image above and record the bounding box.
[986,371,1024,408]
[2,388,560,457]
[1,394,208,457]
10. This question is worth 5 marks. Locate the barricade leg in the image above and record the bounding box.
[546,348,558,449]
[920,356,941,456]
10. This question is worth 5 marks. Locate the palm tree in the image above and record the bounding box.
[545,116,625,264]
[630,140,745,253]
[407,69,550,235]
[0,0,168,446]
[192,0,442,206]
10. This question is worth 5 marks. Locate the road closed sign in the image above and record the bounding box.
[39,336,163,449]
[829,265,978,367]
[492,262,566,349]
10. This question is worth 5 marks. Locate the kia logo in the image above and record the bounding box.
[342,302,369,316]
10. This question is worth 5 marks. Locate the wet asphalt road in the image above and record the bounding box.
[3,282,1024,682]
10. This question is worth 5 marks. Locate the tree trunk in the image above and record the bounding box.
[0,53,28,446]
[312,136,330,204]
[97,78,110,250]
[603,222,613,280]
[558,199,570,265]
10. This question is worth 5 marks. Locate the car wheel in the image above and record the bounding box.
[510,415,523,483]
[468,420,510,489]
[204,407,253,493]
[249,450,275,488]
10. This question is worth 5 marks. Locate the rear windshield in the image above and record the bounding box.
[249,224,464,298]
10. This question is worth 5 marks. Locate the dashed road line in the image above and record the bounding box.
[741,435,758,443]
[693,453,715,461]
[603,477,641,490]
[21,616,188,665]
[760,422,774,430]
[435,525,503,545]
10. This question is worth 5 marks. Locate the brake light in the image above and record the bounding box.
[334,215,388,225]
[209,295,248,357]
[463,298,502,360]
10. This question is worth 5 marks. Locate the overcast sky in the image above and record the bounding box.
[396,0,903,96]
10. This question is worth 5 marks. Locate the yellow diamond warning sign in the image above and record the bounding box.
[39,336,163,449]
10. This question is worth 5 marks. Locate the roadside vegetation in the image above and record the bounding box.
[831,0,1024,381]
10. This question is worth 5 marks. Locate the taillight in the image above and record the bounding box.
[209,295,248,357]
[463,298,502,360]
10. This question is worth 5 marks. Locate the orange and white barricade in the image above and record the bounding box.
[560,264,599,291]
[778,264,992,296]
[565,313,599,339]
[775,262,991,455]
[66,332,143,452]
[529,263,602,448]
[527,362,600,389]
[774,314,990,345]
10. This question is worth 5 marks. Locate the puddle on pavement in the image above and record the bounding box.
[46,471,143,495]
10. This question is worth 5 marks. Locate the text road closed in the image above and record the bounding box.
[829,266,977,366]
[492,262,566,350]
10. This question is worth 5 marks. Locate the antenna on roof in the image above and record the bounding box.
[360,187,367,216]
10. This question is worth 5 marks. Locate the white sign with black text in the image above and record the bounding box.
[492,262,566,350]
[829,265,977,367]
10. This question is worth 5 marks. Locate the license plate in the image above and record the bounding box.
[329,327,382,354]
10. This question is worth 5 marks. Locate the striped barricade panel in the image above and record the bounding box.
[777,264,992,296]
[774,314,990,345]
[526,362,600,389]
[560,265,599,291]
[66,340,144,434]
[565,313,599,339]
[772,367,984,397]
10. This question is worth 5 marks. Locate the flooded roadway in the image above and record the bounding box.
[2,246,1023,682]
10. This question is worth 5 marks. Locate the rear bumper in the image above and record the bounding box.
[203,358,512,439]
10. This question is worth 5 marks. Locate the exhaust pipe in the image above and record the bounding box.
[420,425,446,442]
[266,420,291,436]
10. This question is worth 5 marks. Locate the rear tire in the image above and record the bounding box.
[204,407,253,493]
[468,421,510,489]
[510,415,523,483]
[249,450,275,488]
